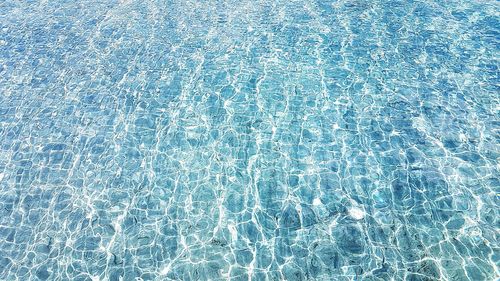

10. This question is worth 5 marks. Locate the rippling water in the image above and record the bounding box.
[0,0,499,280]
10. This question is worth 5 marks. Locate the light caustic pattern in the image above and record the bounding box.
[0,0,499,280]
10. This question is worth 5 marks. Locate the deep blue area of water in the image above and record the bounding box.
[0,0,498,280]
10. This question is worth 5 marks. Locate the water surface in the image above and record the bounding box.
[0,0,499,280]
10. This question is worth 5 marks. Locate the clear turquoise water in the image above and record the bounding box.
[0,0,499,280]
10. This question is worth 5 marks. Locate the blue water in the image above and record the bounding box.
[0,0,499,280]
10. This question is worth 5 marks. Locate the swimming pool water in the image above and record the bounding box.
[0,0,499,280]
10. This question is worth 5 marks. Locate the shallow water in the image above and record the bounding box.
[0,0,499,280]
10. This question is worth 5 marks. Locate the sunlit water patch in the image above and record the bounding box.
[0,0,499,280]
